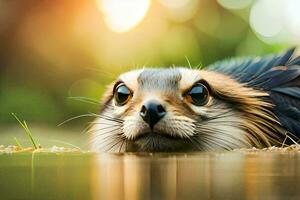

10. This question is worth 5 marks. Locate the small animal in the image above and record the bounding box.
[90,48,300,152]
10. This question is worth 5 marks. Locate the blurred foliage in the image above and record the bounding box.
[0,0,296,125]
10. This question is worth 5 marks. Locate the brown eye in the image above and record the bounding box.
[186,83,210,106]
[114,84,132,106]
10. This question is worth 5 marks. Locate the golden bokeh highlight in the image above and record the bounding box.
[97,0,151,33]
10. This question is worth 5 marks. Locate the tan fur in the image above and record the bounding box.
[200,71,283,147]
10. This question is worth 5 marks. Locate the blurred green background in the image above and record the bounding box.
[0,0,299,146]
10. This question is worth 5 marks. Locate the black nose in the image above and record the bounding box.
[140,101,166,129]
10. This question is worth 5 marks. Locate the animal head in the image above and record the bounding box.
[90,67,283,152]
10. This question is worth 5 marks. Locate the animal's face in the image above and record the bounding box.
[91,68,280,152]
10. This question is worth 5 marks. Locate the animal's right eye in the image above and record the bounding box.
[185,83,210,106]
[114,83,132,106]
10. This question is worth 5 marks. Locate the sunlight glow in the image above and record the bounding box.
[98,0,151,33]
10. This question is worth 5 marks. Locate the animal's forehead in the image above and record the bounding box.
[119,68,201,91]
[138,68,181,90]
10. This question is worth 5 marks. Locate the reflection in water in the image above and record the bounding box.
[92,153,300,200]
[0,152,299,200]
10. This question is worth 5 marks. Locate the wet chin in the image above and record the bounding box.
[126,132,194,152]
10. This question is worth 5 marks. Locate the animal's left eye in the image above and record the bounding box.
[185,83,210,106]
[114,83,132,106]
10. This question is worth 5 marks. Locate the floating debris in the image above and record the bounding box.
[1,144,300,154]
[0,145,81,154]
[47,145,81,153]
[234,145,300,153]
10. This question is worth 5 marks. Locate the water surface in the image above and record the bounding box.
[0,152,299,200]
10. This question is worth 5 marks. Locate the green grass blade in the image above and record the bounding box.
[12,113,38,149]
[23,121,38,149]
[14,137,23,148]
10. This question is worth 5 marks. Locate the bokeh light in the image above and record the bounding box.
[285,0,300,37]
[250,0,300,44]
[217,0,252,10]
[250,0,283,38]
[97,0,151,33]
[159,0,199,22]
